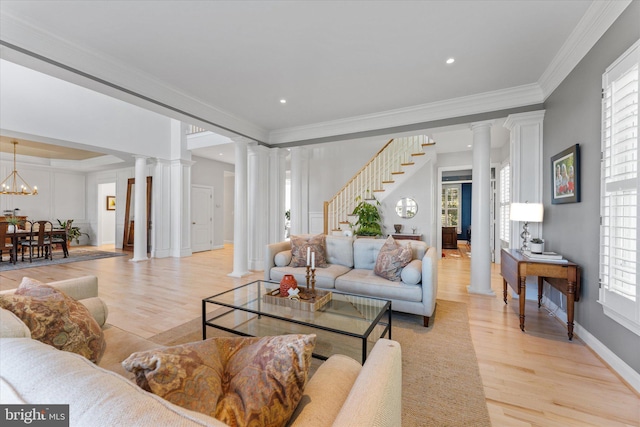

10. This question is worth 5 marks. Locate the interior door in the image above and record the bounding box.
[191,185,213,253]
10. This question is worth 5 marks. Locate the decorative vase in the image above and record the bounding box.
[280,274,298,297]
[530,241,544,254]
[394,224,402,233]
[7,224,15,233]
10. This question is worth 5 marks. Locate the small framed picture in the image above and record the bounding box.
[106,196,116,211]
[551,144,580,204]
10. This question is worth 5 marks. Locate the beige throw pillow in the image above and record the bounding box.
[123,334,316,427]
[374,236,412,281]
[289,234,328,268]
[0,277,106,363]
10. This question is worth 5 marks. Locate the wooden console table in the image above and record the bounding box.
[392,233,422,241]
[500,249,580,340]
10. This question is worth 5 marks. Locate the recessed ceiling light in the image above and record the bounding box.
[280,99,287,104]
[467,145,472,148]
[219,153,223,156]
[446,58,455,65]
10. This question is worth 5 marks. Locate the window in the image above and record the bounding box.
[499,164,510,244]
[442,184,461,234]
[599,40,640,335]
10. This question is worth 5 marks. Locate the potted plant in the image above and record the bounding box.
[5,216,23,233]
[57,220,89,245]
[530,238,544,253]
[352,195,383,237]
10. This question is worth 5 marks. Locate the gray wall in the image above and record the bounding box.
[191,156,234,249]
[542,1,640,373]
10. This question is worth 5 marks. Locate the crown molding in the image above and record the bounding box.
[0,12,268,142]
[268,84,543,144]
[538,0,632,99]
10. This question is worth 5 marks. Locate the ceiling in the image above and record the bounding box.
[0,1,628,162]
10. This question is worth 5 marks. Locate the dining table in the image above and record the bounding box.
[4,228,69,264]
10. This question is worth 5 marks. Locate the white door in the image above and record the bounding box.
[191,185,213,253]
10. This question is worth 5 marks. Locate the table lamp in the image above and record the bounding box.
[510,202,544,252]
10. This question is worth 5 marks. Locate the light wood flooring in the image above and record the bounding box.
[1,244,638,426]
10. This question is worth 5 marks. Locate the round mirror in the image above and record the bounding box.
[395,198,418,218]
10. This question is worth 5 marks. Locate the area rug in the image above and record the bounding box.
[149,299,491,427]
[0,249,127,271]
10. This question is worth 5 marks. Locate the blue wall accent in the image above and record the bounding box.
[460,183,472,239]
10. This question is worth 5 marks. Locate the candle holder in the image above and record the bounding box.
[311,268,316,296]
[305,265,311,292]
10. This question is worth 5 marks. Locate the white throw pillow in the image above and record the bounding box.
[401,259,422,285]
[275,250,292,267]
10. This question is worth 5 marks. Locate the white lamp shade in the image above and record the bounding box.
[510,203,544,222]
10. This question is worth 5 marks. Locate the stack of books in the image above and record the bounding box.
[521,250,568,263]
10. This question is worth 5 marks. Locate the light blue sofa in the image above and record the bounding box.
[265,235,438,327]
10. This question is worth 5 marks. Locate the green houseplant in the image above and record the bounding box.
[5,216,23,232]
[352,195,383,237]
[57,219,89,245]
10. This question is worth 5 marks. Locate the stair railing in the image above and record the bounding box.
[324,135,431,234]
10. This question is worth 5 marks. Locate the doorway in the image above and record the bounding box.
[191,185,213,253]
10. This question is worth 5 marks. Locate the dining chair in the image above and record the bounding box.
[51,219,72,258]
[0,222,17,264]
[21,220,53,262]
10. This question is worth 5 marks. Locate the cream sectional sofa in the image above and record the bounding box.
[0,275,403,427]
[265,234,438,326]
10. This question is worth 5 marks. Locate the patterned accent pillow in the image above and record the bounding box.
[374,236,412,281]
[123,334,316,427]
[289,234,328,268]
[0,277,106,363]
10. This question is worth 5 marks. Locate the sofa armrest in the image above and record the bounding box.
[0,309,31,338]
[264,241,292,281]
[420,247,438,315]
[48,276,99,300]
[332,339,402,427]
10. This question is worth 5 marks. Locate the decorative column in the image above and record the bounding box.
[468,121,495,296]
[169,159,194,258]
[229,137,250,278]
[131,155,148,262]
[504,111,545,250]
[289,147,309,235]
[248,143,269,271]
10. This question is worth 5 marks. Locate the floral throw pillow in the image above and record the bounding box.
[289,234,328,268]
[374,236,412,281]
[0,277,106,363]
[123,334,316,427]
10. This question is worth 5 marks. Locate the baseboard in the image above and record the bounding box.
[212,245,224,250]
[542,296,640,394]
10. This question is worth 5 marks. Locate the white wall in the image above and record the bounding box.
[191,155,234,249]
[0,60,173,159]
[97,182,116,245]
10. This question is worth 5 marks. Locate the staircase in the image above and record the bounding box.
[323,135,435,234]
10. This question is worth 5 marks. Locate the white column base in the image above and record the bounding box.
[227,270,251,278]
[467,284,496,296]
[129,257,148,263]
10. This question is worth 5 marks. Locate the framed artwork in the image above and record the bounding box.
[106,195,116,211]
[551,144,580,204]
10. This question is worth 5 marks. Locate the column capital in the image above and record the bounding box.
[132,154,149,161]
[503,110,546,130]
[470,120,494,131]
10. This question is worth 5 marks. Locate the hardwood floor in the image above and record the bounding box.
[1,244,638,426]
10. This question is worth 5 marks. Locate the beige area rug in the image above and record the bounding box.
[144,299,490,427]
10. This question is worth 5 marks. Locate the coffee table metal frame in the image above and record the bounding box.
[202,280,391,363]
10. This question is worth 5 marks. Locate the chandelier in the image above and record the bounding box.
[0,141,38,195]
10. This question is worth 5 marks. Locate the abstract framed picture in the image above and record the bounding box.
[106,195,116,211]
[551,144,580,204]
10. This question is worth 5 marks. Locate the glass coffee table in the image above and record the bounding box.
[202,280,391,363]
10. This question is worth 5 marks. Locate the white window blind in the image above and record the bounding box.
[499,164,510,243]
[599,40,640,335]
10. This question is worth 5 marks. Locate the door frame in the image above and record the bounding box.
[191,184,214,252]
